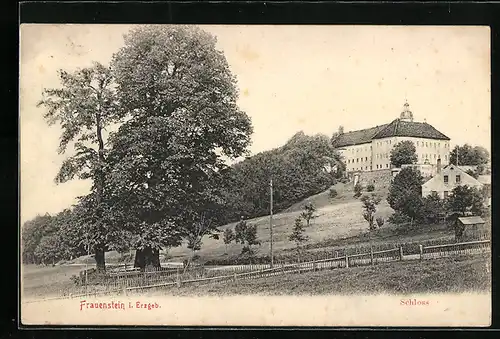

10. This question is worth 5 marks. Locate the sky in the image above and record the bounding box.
[19,24,491,224]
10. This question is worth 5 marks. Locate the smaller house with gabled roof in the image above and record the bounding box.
[421,164,483,199]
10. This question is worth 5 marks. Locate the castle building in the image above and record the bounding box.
[332,101,451,175]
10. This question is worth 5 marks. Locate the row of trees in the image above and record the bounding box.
[21,211,89,265]
[222,132,344,221]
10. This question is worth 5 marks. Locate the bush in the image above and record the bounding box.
[388,211,411,224]
[366,183,375,192]
[353,183,363,198]
[340,177,350,184]
[70,274,82,286]
[376,217,385,227]
[329,188,338,198]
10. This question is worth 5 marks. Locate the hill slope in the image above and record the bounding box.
[166,181,392,262]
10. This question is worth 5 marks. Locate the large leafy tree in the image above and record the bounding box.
[450,144,490,166]
[37,62,123,272]
[107,25,253,269]
[387,167,424,224]
[390,140,418,167]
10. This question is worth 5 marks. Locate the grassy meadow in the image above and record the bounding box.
[140,255,491,297]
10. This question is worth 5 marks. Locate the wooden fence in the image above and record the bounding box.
[419,239,490,260]
[23,239,491,302]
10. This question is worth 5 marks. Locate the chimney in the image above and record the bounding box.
[437,157,442,174]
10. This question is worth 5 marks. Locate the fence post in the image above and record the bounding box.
[399,246,404,261]
[419,245,423,260]
[345,255,349,268]
[176,268,181,288]
[370,248,374,266]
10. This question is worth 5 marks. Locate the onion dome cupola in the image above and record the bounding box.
[400,100,414,122]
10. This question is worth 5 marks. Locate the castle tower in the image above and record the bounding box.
[400,100,414,122]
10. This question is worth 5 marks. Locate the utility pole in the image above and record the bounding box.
[269,178,274,268]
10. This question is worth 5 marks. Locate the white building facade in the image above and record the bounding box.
[333,102,451,175]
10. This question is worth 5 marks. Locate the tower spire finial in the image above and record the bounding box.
[400,99,413,122]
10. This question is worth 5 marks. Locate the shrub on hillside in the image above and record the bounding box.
[376,217,385,227]
[366,183,375,192]
[329,188,338,198]
[340,177,350,184]
[353,183,363,198]
[388,211,411,225]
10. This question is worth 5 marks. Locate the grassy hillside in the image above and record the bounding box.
[166,181,393,262]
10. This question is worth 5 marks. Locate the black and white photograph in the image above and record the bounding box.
[20,24,491,326]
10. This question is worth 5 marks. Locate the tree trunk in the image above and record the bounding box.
[95,246,106,273]
[134,247,161,271]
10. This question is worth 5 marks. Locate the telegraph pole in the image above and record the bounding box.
[269,178,274,268]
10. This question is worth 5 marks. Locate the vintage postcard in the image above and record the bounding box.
[20,24,491,327]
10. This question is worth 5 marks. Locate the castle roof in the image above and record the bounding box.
[372,119,450,140]
[332,119,450,148]
[331,124,389,148]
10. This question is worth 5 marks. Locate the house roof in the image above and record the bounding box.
[477,175,491,185]
[332,118,450,148]
[332,124,389,148]
[458,216,485,225]
[422,164,483,191]
[372,119,450,140]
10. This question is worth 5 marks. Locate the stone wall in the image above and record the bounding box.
[354,169,393,189]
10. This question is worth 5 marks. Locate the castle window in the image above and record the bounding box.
[365,157,368,161]
[445,155,448,160]
[456,175,461,183]
[386,164,389,168]
[365,166,368,170]
[444,191,449,198]
[444,175,449,184]
[357,158,359,163]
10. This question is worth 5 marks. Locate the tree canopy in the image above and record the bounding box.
[106,25,253,268]
[390,140,418,168]
[36,62,123,271]
[387,167,424,222]
[223,133,341,221]
[450,144,489,166]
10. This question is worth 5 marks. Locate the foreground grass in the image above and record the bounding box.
[21,264,91,298]
[142,255,490,296]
